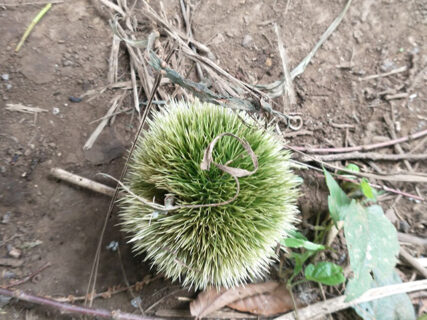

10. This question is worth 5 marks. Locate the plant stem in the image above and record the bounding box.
[286,283,300,320]
[15,3,52,52]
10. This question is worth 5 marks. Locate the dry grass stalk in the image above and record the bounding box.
[274,23,296,107]
[83,92,125,150]
[6,103,48,113]
[107,34,121,84]
[275,279,427,320]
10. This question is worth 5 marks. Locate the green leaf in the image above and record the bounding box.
[324,168,351,221]
[291,251,316,279]
[360,178,375,200]
[344,202,400,301]
[354,269,416,320]
[287,230,308,240]
[304,262,346,286]
[281,238,325,251]
[345,163,360,173]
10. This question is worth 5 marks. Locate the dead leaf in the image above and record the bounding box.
[190,281,279,318]
[227,283,299,316]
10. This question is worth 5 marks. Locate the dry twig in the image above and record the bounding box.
[305,152,427,162]
[0,287,158,320]
[359,66,407,81]
[291,128,427,153]
[399,248,427,279]
[6,103,48,114]
[50,168,116,197]
[275,279,427,320]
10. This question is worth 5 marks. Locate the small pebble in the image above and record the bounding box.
[62,60,73,67]
[242,34,253,48]
[0,166,6,174]
[52,107,60,115]
[1,270,17,279]
[1,211,11,224]
[398,220,410,233]
[5,83,12,90]
[1,74,9,81]
[69,96,82,103]
[7,246,22,259]
[106,241,118,251]
[130,296,142,308]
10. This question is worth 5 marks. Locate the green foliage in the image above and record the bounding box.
[324,167,409,316]
[282,233,344,286]
[355,269,416,320]
[344,202,399,300]
[281,231,325,251]
[360,178,375,200]
[120,100,300,289]
[304,262,345,286]
[324,168,350,221]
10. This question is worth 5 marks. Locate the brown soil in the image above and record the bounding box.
[0,0,426,319]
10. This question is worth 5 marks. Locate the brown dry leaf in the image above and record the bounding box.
[227,283,299,316]
[190,281,279,318]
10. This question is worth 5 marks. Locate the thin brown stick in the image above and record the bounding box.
[305,152,427,162]
[50,168,115,197]
[275,279,427,320]
[3,262,51,289]
[52,276,159,303]
[292,160,425,201]
[0,288,158,320]
[291,128,427,153]
[399,248,427,278]
[359,66,407,81]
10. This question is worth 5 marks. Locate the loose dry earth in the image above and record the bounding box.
[0,0,426,319]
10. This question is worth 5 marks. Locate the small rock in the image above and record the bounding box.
[5,83,12,90]
[399,220,410,233]
[0,295,11,308]
[62,60,73,67]
[130,296,142,308]
[395,121,401,132]
[0,166,6,174]
[1,73,9,81]
[1,211,11,224]
[242,34,253,48]
[52,107,60,115]
[106,241,118,251]
[7,245,22,259]
[1,270,17,279]
[265,57,272,67]
[69,96,82,103]
[380,59,395,72]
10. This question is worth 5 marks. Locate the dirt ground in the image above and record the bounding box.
[0,0,426,319]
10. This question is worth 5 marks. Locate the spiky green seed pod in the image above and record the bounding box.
[120,100,300,289]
